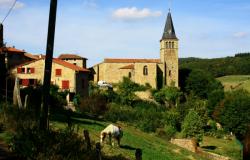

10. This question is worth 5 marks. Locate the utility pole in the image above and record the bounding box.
[40,0,57,130]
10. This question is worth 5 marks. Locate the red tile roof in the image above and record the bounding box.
[58,54,87,59]
[0,47,25,53]
[24,53,40,60]
[53,58,89,72]
[16,58,89,72]
[104,58,161,63]
[120,64,135,69]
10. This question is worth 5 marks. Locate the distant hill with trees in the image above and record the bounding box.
[179,52,250,77]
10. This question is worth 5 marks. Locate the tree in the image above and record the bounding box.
[152,87,182,107]
[185,69,223,99]
[116,77,146,105]
[216,89,250,159]
[181,110,205,142]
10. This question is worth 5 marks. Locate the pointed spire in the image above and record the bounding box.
[162,11,178,40]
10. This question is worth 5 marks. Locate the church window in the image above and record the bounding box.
[128,72,132,78]
[172,42,174,48]
[169,70,172,77]
[143,66,148,76]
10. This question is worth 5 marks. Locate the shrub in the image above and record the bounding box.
[10,125,97,160]
[104,103,136,122]
[156,125,177,140]
[116,77,147,105]
[137,109,163,132]
[152,87,182,107]
[163,109,181,131]
[79,94,108,116]
[181,110,205,142]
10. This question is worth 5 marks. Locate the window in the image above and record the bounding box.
[62,80,69,89]
[166,42,168,48]
[27,68,35,74]
[21,68,25,73]
[55,69,62,76]
[169,70,172,77]
[143,66,148,76]
[73,63,77,66]
[29,79,37,85]
[21,79,29,86]
[128,72,132,78]
[172,42,174,48]
[17,67,22,73]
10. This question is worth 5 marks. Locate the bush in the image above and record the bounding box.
[10,125,97,160]
[181,110,205,142]
[79,94,108,116]
[152,87,182,107]
[163,109,181,131]
[136,109,163,132]
[116,77,147,105]
[104,103,136,122]
[156,125,177,140]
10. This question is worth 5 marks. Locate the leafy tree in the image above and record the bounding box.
[152,87,182,107]
[216,89,250,159]
[116,77,146,105]
[185,69,223,99]
[181,110,205,142]
[207,89,224,117]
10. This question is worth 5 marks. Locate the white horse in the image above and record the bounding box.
[100,124,123,146]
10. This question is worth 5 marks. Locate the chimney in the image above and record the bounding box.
[0,23,3,48]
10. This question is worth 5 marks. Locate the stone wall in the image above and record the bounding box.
[170,138,231,160]
[170,138,198,153]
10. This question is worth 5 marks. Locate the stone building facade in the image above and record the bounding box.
[58,54,87,68]
[11,58,89,101]
[91,11,179,89]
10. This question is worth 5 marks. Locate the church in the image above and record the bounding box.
[91,11,179,89]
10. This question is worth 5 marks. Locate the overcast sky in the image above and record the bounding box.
[0,0,250,67]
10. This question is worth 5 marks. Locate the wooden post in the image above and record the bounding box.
[83,130,91,150]
[135,148,142,160]
[40,0,57,130]
[96,142,102,160]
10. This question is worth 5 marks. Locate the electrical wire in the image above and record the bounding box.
[1,0,17,24]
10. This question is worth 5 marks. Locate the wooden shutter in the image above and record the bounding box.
[22,79,29,86]
[56,69,62,76]
[30,68,35,73]
[17,67,22,73]
[62,80,69,89]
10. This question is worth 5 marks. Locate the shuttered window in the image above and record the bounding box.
[17,68,22,73]
[62,80,69,89]
[22,79,29,86]
[55,69,62,76]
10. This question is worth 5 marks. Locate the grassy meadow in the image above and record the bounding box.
[49,112,210,160]
[217,75,250,92]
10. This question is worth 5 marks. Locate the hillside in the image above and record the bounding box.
[47,112,210,160]
[179,53,250,77]
[217,75,250,92]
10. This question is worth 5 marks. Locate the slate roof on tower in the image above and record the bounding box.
[162,11,178,40]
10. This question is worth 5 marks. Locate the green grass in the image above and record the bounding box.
[217,75,250,92]
[50,113,209,160]
[201,136,242,160]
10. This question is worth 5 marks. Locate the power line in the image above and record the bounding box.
[1,0,17,24]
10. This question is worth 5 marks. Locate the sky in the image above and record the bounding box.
[0,0,250,67]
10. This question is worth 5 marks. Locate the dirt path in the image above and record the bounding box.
[0,141,17,160]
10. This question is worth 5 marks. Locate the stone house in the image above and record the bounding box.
[58,54,87,68]
[91,11,179,89]
[11,58,89,101]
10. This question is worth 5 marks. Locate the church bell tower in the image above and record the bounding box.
[160,10,179,87]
